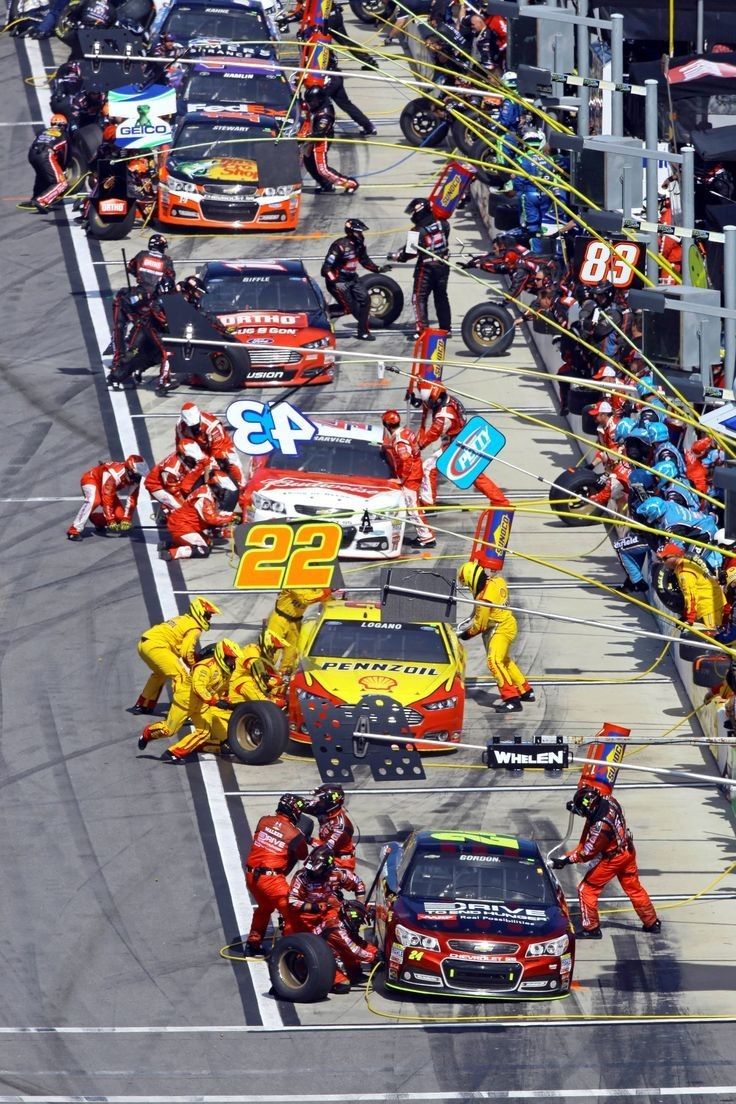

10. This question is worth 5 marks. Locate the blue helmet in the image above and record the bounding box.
[647,422,670,445]
[637,374,657,398]
[636,496,667,525]
[614,417,636,443]
[654,459,679,482]
[629,468,656,491]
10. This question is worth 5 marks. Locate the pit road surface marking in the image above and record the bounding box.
[23,38,285,1032]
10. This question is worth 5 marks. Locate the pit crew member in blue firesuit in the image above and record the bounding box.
[552,787,660,938]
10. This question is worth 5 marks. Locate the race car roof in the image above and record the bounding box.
[313,419,385,445]
[189,59,281,75]
[201,259,308,278]
[412,830,539,858]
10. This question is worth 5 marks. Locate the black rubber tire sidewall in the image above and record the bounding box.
[202,349,250,392]
[268,933,336,1002]
[400,99,445,148]
[87,200,136,240]
[356,272,404,327]
[548,468,605,527]
[226,699,288,765]
[461,302,515,356]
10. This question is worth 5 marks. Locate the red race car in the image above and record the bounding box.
[374,829,575,999]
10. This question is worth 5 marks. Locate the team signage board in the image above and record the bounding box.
[437,416,506,490]
[485,741,570,770]
[573,235,645,290]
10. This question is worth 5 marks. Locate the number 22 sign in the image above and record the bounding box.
[233,520,344,590]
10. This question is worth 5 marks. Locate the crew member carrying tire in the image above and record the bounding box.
[27,113,69,213]
[132,595,221,716]
[302,86,359,195]
[288,844,375,993]
[382,410,436,549]
[261,587,332,674]
[552,787,660,939]
[66,454,148,540]
[242,793,311,957]
[458,560,534,713]
[305,784,357,870]
[321,218,389,341]
[388,197,450,338]
[415,383,510,508]
[139,639,241,760]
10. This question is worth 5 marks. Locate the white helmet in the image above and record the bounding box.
[180,401,201,428]
[501,70,517,89]
[522,129,546,149]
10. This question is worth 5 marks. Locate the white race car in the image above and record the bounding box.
[243,420,406,559]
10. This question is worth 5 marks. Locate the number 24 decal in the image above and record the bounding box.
[234,521,342,590]
[578,239,641,288]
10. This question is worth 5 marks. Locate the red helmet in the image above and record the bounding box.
[382,409,401,430]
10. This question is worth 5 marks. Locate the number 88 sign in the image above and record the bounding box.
[573,237,644,290]
[234,520,344,591]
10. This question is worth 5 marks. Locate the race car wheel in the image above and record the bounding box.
[469,137,505,188]
[226,700,289,765]
[201,349,250,392]
[86,201,136,240]
[348,0,395,23]
[461,302,515,356]
[451,115,484,156]
[651,562,684,616]
[55,8,78,43]
[400,99,447,148]
[357,273,404,327]
[548,468,607,526]
[268,934,336,1002]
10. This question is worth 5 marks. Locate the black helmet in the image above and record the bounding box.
[339,898,368,938]
[345,218,368,243]
[304,85,328,108]
[179,274,206,305]
[148,233,168,254]
[156,275,176,296]
[591,280,614,305]
[303,843,335,878]
[310,783,345,815]
[405,196,431,224]
[277,793,306,824]
[566,786,603,819]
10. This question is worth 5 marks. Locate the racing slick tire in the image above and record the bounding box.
[226,700,289,765]
[357,272,404,328]
[348,0,395,23]
[201,349,251,392]
[548,468,607,526]
[451,114,485,156]
[268,933,336,1002]
[86,201,136,240]
[651,562,684,617]
[469,137,505,187]
[400,99,447,148]
[461,302,515,356]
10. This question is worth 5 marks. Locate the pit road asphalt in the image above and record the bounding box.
[1,24,736,1104]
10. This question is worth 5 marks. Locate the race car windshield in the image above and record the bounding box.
[204,275,320,313]
[161,6,269,44]
[404,852,556,905]
[171,124,267,162]
[265,438,393,479]
[310,621,449,664]
[184,73,292,111]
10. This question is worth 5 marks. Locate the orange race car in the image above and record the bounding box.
[157,111,302,230]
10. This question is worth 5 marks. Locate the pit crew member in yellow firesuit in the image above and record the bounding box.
[261,587,332,674]
[137,639,241,760]
[457,561,534,713]
[132,596,221,715]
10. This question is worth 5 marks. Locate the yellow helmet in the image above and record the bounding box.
[214,639,241,674]
[189,596,221,630]
[458,561,485,596]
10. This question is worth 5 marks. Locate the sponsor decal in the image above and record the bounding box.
[459,854,500,863]
[389,942,404,964]
[486,744,570,769]
[422,902,548,922]
[219,311,306,327]
[208,157,259,182]
[358,674,398,691]
[437,416,506,490]
[320,661,440,676]
[98,199,127,215]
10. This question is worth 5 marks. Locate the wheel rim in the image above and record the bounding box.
[233,714,263,752]
[471,313,507,349]
[279,949,310,989]
[208,353,234,385]
[410,110,439,139]
[566,480,598,516]
[362,0,388,12]
[368,285,393,319]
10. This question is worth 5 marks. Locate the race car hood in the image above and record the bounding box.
[302,658,455,704]
[215,311,312,333]
[168,156,262,185]
[250,476,401,509]
[394,896,567,938]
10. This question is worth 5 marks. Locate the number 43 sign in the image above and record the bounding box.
[226,399,317,456]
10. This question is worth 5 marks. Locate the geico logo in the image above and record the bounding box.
[118,124,169,136]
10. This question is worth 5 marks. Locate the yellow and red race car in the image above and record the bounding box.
[288,600,465,751]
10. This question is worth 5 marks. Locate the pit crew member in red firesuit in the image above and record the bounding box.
[302,86,359,195]
[552,786,661,938]
[382,409,436,548]
[305,784,357,870]
[175,402,247,510]
[160,482,236,561]
[144,442,210,516]
[388,197,450,337]
[288,844,374,993]
[321,218,389,341]
[414,382,511,508]
[242,793,311,957]
[67,454,148,539]
[27,113,70,212]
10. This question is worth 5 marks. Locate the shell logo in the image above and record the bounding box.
[358,674,398,691]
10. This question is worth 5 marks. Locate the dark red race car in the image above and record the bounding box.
[373,829,575,1000]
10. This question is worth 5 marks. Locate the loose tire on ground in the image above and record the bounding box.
[548,468,607,526]
[348,0,394,23]
[268,933,336,1002]
[357,272,404,327]
[86,201,136,240]
[201,349,251,392]
[400,99,447,147]
[469,136,505,187]
[460,302,515,356]
[226,700,289,765]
